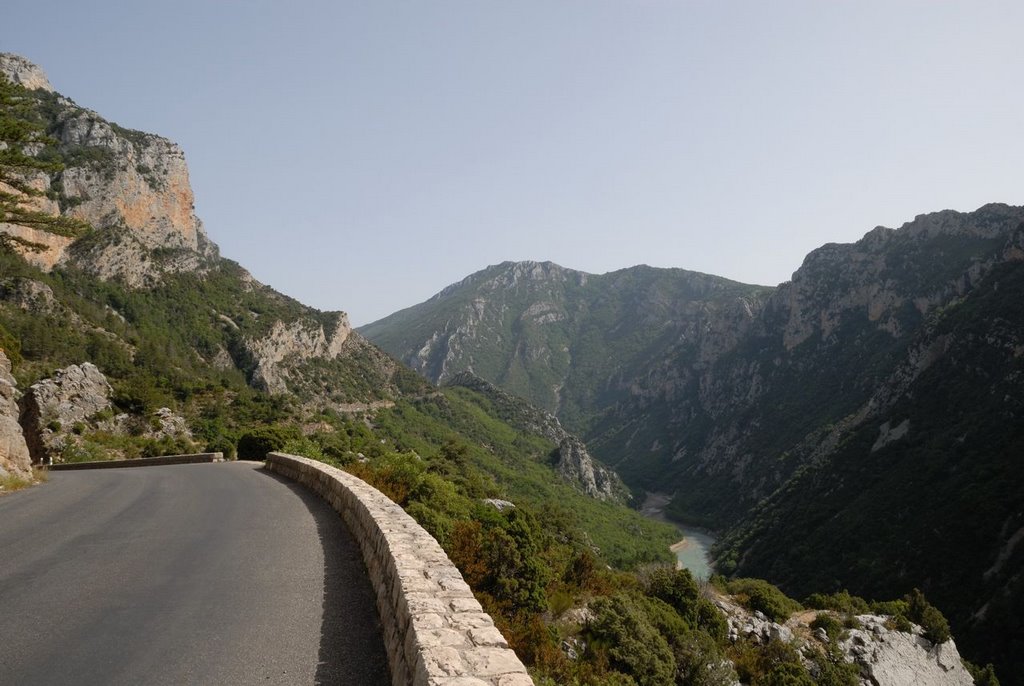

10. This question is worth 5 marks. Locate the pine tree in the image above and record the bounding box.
[0,75,89,251]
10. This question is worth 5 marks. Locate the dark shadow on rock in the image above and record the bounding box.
[259,468,390,686]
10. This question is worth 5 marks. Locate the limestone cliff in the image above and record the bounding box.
[715,596,974,686]
[245,314,352,395]
[0,350,31,481]
[838,615,973,686]
[0,53,53,92]
[0,53,217,285]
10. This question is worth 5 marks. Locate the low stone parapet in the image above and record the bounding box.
[265,452,534,686]
[48,452,225,470]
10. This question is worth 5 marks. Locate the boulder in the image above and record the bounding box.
[19,362,113,463]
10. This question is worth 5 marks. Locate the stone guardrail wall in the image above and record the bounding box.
[265,452,534,686]
[48,452,225,471]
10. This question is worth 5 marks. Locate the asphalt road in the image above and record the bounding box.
[0,462,390,685]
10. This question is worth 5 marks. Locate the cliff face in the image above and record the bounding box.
[0,53,216,285]
[0,54,53,92]
[0,350,31,481]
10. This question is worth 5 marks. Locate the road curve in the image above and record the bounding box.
[0,462,389,686]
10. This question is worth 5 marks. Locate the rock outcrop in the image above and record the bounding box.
[838,615,973,686]
[0,53,53,92]
[715,598,973,686]
[245,315,352,395]
[0,350,32,481]
[0,53,218,285]
[19,362,113,463]
[554,435,623,503]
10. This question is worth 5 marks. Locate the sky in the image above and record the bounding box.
[3,1,1023,325]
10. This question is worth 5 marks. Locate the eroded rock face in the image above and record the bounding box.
[246,315,352,395]
[0,53,219,285]
[19,362,113,463]
[555,436,621,502]
[0,351,32,480]
[0,53,53,92]
[839,615,973,686]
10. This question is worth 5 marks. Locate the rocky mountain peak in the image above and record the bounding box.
[0,53,53,92]
[0,56,218,286]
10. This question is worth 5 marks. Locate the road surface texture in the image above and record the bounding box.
[0,462,390,685]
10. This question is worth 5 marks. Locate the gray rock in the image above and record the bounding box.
[0,53,54,92]
[245,316,351,395]
[19,362,113,463]
[837,614,974,686]
[0,351,32,481]
[481,498,516,513]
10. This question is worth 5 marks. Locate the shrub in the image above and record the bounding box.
[726,578,802,622]
[870,599,909,617]
[762,662,815,686]
[810,613,844,641]
[237,425,299,460]
[805,590,870,614]
[587,593,676,686]
[905,588,951,644]
[644,567,701,621]
[696,597,729,645]
[964,660,1001,686]
[672,630,737,686]
[205,435,237,460]
[812,644,860,686]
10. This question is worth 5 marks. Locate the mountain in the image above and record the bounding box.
[362,205,1024,679]
[1,53,1006,684]
[0,52,674,563]
[359,260,770,431]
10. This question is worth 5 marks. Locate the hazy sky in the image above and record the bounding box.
[3,2,1022,325]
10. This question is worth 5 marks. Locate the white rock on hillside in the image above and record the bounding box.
[838,615,973,686]
[0,53,54,92]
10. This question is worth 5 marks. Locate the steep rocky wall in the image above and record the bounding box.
[245,315,352,394]
[0,53,218,285]
[266,452,533,686]
[0,350,32,481]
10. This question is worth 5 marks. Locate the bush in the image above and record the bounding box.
[587,593,676,686]
[237,425,299,460]
[672,630,737,686]
[762,662,815,686]
[726,578,802,622]
[813,644,860,686]
[805,590,870,614]
[906,588,951,644]
[205,435,237,460]
[964,660,1001,686]
[810,613,845,641]
[644,567,701,621]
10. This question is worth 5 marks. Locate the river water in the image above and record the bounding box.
[640,492,717,580]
